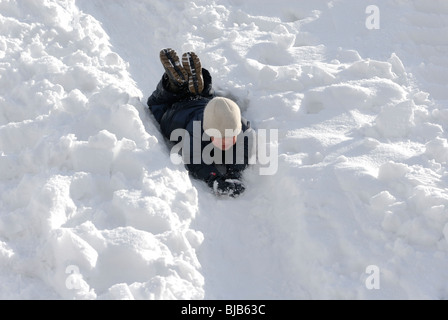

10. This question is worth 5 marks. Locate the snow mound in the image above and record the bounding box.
[0,0,202,300]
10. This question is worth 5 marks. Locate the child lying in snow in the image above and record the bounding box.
[147,48,255,197]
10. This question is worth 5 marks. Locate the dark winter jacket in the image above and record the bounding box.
[147,69,255,184]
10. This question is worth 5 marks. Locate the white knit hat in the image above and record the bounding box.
[203,97,242,138]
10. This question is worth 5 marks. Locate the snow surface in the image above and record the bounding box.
[1,0,448,300]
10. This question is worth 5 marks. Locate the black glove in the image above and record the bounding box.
[207,174,246,198]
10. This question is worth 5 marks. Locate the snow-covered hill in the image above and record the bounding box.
[1,0,447,299]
